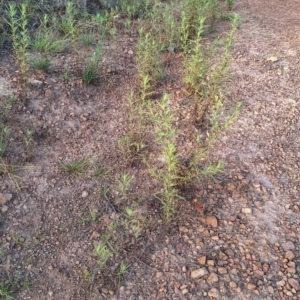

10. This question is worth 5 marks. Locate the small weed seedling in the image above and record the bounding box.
[0,126,9,157]
[80,31,95,47]
[59,159,90,176]
[124,206,144,241]
[93,241,112,270]
[0,275,18,300]
[0,96,15,120]
[116,261,130,284]
[226,0,235,10]
[12,234,26,248]
[79,207,98,226]
[82,41,102,84]
[114,173,134,204]
[31,55,50,71]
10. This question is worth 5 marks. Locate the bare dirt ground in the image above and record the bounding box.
[1,0,300,299]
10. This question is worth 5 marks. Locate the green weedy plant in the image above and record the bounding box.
[59,158,90,176]
[0,96,15,121]
[0,126,9,157]
[79,207,98,225]
[226,0,235,10]
[31,55,50,71]
[0,33,6,49]
[114,172,133,204]
[116,261,130,284]
[124,206,144,241]
[183,16,207,94]
[181,0,219,39]
[150,93,183,222]
[93,241,112,269]
[137,27,161,84]
[151,2,179,51]
[82,40,102,84]
[118,90,146,158]
[79,31,95,47]
[32,14,68,53]
[120,0,151,19]
[0,274,18,300]
[0,281,15,300]
[6,2,30,81]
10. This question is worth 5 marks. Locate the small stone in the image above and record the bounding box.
[191,268,208,279]
[229,282,237,289]
[0,194,6,205]
[197,256,206,265]
[1,205,8,213]
[267,56,278,62]
[207,273,219,284]
[285,251,295,260]
[262,263,269,272]
[225,249,235,257]
[282,241,295,251]
[283,290,293,297]
[287,268,296,274]
[207,260,215,266]
[45,89,53,99]
[91,231,100,239]
[181,288,189,295]
[218,267,227,274]
[82,191,88,198]
[276,280,285,287]
[268,286,274,294]
[29,78,43,86]
[182,266,187,272]
[247,283,256,290]
[288,261,295,268]
[48,291,53,297]
[241,208,252,214]
[206,216,218,227]
[128,50,134,55]
[288,279,300,291]
[208,288,220,299]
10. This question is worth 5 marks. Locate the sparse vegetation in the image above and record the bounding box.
[0,0,241,297]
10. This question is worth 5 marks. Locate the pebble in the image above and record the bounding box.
[247,283,256,290]
[199,215,218,228]
[282,241,295,251]
[285,251,295,260]
[229,281,237,289]
[207,260,215,266]
[267,56,278,62]
[1,205,8,213]
[288,279,300,291]
[208,288,220,299]
[29,78,43,86]
[0,193,12,205]
[218,267,227,274]
[191,268,208,279]
[283,290,293,297]
[197,256,206,265]
[181,288,189,295]
[241,208,252,214]
[128,50,134,55]
[82,191,88,198]
[206,216,219,228]
[207,273,219,284]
